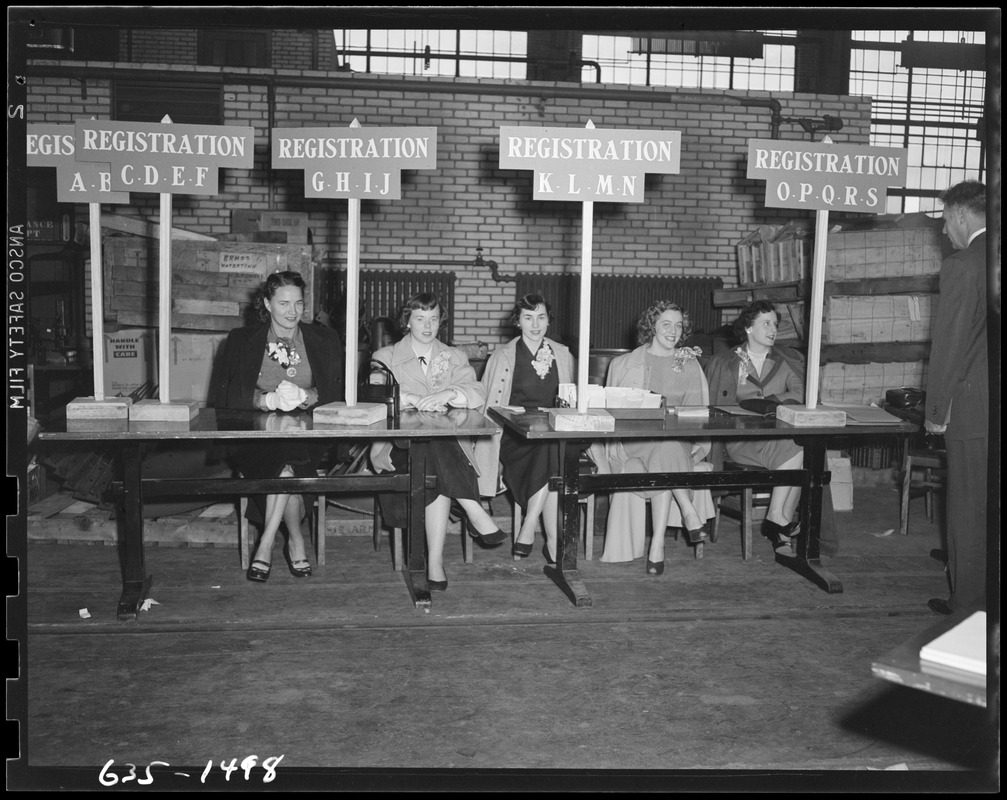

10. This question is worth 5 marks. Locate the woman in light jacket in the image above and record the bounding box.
[597,300,716,575]
[370,292,505,591]
[479,294,574,562]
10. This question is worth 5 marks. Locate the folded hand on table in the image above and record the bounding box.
[263,380,308,412]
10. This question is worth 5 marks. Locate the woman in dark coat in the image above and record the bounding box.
[211,270,344,582]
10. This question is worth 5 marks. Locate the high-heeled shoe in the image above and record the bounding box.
[542,543,556,565]
[284,546,312,577]
[684,522,710,545]
[761,519,793,549]
[646,559,665,576]
[468,526,508,547]
[247,559,271,583]
[512,540,534,559]
[428,578,448,591]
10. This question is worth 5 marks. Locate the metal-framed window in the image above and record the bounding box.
[334,29,528,79]
[580,31,796,91]
[850,30,987,214]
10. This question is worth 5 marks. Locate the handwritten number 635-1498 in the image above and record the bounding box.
[99,755,285,786]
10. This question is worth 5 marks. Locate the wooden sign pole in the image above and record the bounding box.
[576,199,594,414]
[346,196,361,406]
[88,202,105,401]
[805,206,831,410]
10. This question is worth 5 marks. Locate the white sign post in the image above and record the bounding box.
[271,118,437,425]
[745,136,909,426]
[499,121,682,425]
[27,122,132,419]
[72,115,255,423]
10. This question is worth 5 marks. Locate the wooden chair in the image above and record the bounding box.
[710,461,770,561]
[372,502,474,570]
[900,445,946,536]
[238,487,327,570]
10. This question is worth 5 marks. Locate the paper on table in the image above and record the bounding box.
[822,404,903,425]
[715,405,769,417]
[919,610,986,675]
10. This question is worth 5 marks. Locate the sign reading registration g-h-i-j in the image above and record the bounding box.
[499,122,682,416]
[746,136,909,420]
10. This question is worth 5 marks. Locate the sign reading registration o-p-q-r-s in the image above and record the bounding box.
[73,119,255,195]
[747,139,909,213]
[499,125,682,202]
[271,125,438,199]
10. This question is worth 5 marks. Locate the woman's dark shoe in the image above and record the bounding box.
[646,559,665,576]
[684,522,710,545]
[469,527,508,547]
[542,543,556,565]
[783,519,802,537]
[284,546,312,577]
[428,578,448,592]
[247,559,271,583]
[512,540,534,559]
[761,519,793,550]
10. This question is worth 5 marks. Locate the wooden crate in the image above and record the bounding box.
[825,227,943,280]
[103,238,315,332]
[737,227,811,285]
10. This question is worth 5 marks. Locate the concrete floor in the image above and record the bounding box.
[11,484,998,791]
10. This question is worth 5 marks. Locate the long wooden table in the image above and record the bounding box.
[36,408,500,618]
[489,406,916,607]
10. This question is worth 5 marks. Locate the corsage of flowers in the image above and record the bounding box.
[532,342,555,379]
[734,346,752,385]
[427,351,452,389]
[671,345,703,373]
[267,339,301,369]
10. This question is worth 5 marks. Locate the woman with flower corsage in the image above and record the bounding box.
[369,293,505,591]
[211,270,344,583]
[477,294,574,563]
[596,300,717,574]
[705,299,806,553]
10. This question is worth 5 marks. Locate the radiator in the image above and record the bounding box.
[513,274,723,350]
[320,269,457,344]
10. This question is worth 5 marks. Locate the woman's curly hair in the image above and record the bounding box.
[510,293,552,327]
[397,292,447,335]
[636,299,692,346]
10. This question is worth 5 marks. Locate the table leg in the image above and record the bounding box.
[775,438,843,593]
[544,441,593,607]
[402,438,431,607]
[116,443,153,620]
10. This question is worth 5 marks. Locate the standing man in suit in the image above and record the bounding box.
[924,180,990,616]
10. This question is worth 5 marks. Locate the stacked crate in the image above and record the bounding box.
[819,224,942,406]
[101,237,316,405]
[736,223,812,285]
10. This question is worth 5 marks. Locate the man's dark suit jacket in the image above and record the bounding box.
[925,231,988,441]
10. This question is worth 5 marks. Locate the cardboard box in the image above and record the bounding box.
[103,328,157,398]
[828,455,854,511]
[167,331,228,406]
[230,210,309,244]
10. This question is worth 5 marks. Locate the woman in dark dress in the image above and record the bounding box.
[478,294,574,562]
[211,270,344,582]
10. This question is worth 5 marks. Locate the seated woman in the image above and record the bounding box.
[477,294,574,563]
[370,292,505,591]
[705,299,805,551]
[597,300,716,575]
[211,270,344,582]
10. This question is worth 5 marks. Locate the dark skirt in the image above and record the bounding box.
[377,438,481,529]
[500,431,560,509]
[229,440,330,525]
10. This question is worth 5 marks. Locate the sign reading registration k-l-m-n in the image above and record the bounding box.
[499,125,681,202]
[271,126,438,199]
[747,139,909,212]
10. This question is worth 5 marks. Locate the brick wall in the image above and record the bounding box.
[26,61,871,345]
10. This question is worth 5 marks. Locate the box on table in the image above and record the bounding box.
[559,384,666,419]
[548,408,616,431]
